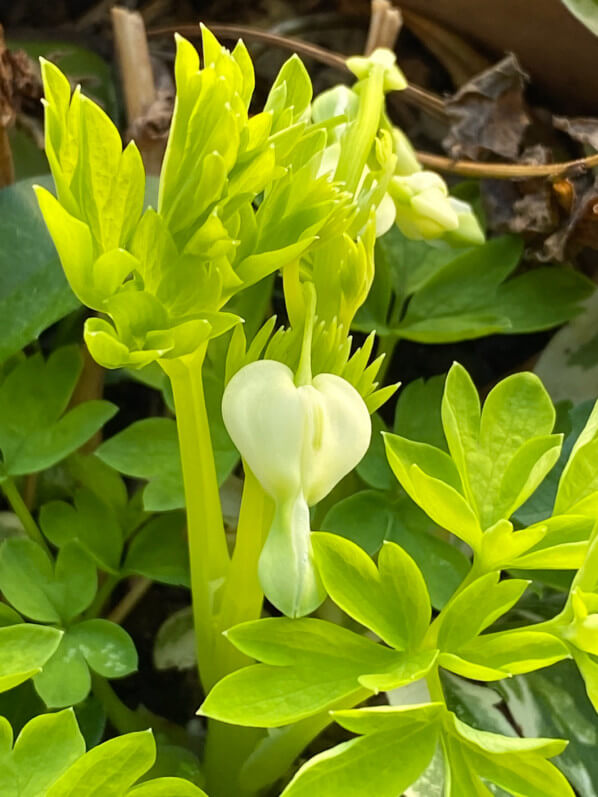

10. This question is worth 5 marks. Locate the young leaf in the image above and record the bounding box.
[96,418,184,511]
[128,779,207,796]
[441,361,480,502]
[0,347,116,477]
[456,629,570,677]
[47,730,156,795]
[0,624,62,693]
[0,177,78,364]
[311,533,431,650]
[0,709,85,797]
[439,363,560,529]
[498,660,598,794]
[554,398,598,515]
[124,512,190,587]
[393,374,447,450]
[321,490,469,608]
[443,713,574,796]
[40,488,123,574]
[34,620,137,708]
[201,617,419,727]
[437,573,529,653]
[383,433,482,549]
[280,718,440,797]
[0,539,97,624]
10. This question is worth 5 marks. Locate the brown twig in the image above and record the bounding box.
[148,20,598,182]
[401,9,490,86]
[148,22,446,118]
[0,25,15,187]
[108,577,153,625]
[0,128,13,187]
[365,0,402,55]
[69,345,106,453]
[112,7,156,124]
[417,150,598,179]
[112,6,166,173]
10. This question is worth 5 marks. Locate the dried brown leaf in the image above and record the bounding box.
[553,115,598,151]
[443,53,530,160]
[0,27,41,128]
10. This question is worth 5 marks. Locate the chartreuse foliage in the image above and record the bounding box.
[201,361,598,795]
[0,709,206,796]
[0,18,595,797]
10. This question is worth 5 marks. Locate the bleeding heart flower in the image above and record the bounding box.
[222,359,371,617]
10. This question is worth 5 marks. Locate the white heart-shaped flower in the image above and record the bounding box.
[222,359,371,616]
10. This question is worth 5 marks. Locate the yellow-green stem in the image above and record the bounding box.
[424,557,485,649]
[426,666,445,704]
[216,464,274,677]
[2,477,50,556]
[161,347,230,692]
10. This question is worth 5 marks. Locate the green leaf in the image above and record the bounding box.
[383,433,462,494]
[444,713,574,796]
[355,414,395,490]
[0,177,79,364]
[96,419,184,511]
[0,709,85,797]
[394,375,447,450]
[33,631,91,708]
[40,488,123,573]
[498,660,598,795]
[312,533,430,650]
[321,490,469,608]
[124,512,190,586]
[0,624,62,693]
[408,465,482,550]
[437,573,529,653]
[399,236,522,341]
[493,266,593,333]
[280,720,440,797]
[0,347,116,477]
[554,398,598,514]
[515,400,592,525]
[265,55,312,123]
[47,730,156,796]
[440,363,560,529]
[457,629,570,677]
[153,607,196,671]
[332,702,444,735]
[201,617,408,726]
[441,672,516,737]
[34,619,136,708]
[0,539,97,624]
[560,0,598,36]
[128,779,207,796]
[34,619,137,708]
[509,514,593,570]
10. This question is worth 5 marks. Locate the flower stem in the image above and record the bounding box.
[1,477,51,556]
[425,666,445,704]
[84,574,120,619]
[161,347,230,693]
[374,333,399,385]
[424,556,485,648]
[91,674,145,735]
[216,464,274,677]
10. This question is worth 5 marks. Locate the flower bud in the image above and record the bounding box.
[222,359,371,616]
[389,171,460,240]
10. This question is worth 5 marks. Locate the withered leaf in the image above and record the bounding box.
[0,25,40,128]
[553,115,598,150]
[543,175,598,261]
[443,53,531,160]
